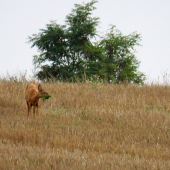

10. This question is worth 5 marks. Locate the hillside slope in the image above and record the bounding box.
[0,81,170,169]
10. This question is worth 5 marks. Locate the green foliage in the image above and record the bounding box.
[28,0,146,84]
[41,94,52,101]
[99,25,146,84]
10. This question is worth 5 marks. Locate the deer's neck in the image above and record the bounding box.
[33,93,42,102]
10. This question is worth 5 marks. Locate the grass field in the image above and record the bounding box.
[0,80,170,169]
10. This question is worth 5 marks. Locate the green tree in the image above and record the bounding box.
[99,25,145,84]
[30,23,68,80]
[28,0,100,82]
[65,0,100,80]
[28,0,145,84]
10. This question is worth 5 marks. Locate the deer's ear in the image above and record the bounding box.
[38,84,43,91]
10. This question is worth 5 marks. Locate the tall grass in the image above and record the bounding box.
[0,77,170,169]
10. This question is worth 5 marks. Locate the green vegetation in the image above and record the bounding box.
[41,94,52,101]
[28,0,145,84]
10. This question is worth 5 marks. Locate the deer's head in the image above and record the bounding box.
[38,84,48,97]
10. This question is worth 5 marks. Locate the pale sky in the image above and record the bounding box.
[1,0,170,83]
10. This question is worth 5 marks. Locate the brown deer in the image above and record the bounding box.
[25,83,48,117]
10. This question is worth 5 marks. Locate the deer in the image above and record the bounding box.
[25,83,48,117]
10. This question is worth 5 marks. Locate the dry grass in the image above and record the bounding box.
[0,80,170,169]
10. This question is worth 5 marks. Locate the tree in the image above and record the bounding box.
[28,0,100,82]
[28,0,146,84]
[99,25,145,84]
[30,23,68,80]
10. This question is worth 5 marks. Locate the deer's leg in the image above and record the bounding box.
[36,103,39,117]
[33,105,36,117]
[29,103,32,117]
[27,102,30,117]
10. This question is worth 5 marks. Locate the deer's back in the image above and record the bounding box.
[25,83,38,102]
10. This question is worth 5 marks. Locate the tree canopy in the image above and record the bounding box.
[28,0,146,84]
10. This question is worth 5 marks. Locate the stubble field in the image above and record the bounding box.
[0,80,170,169]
